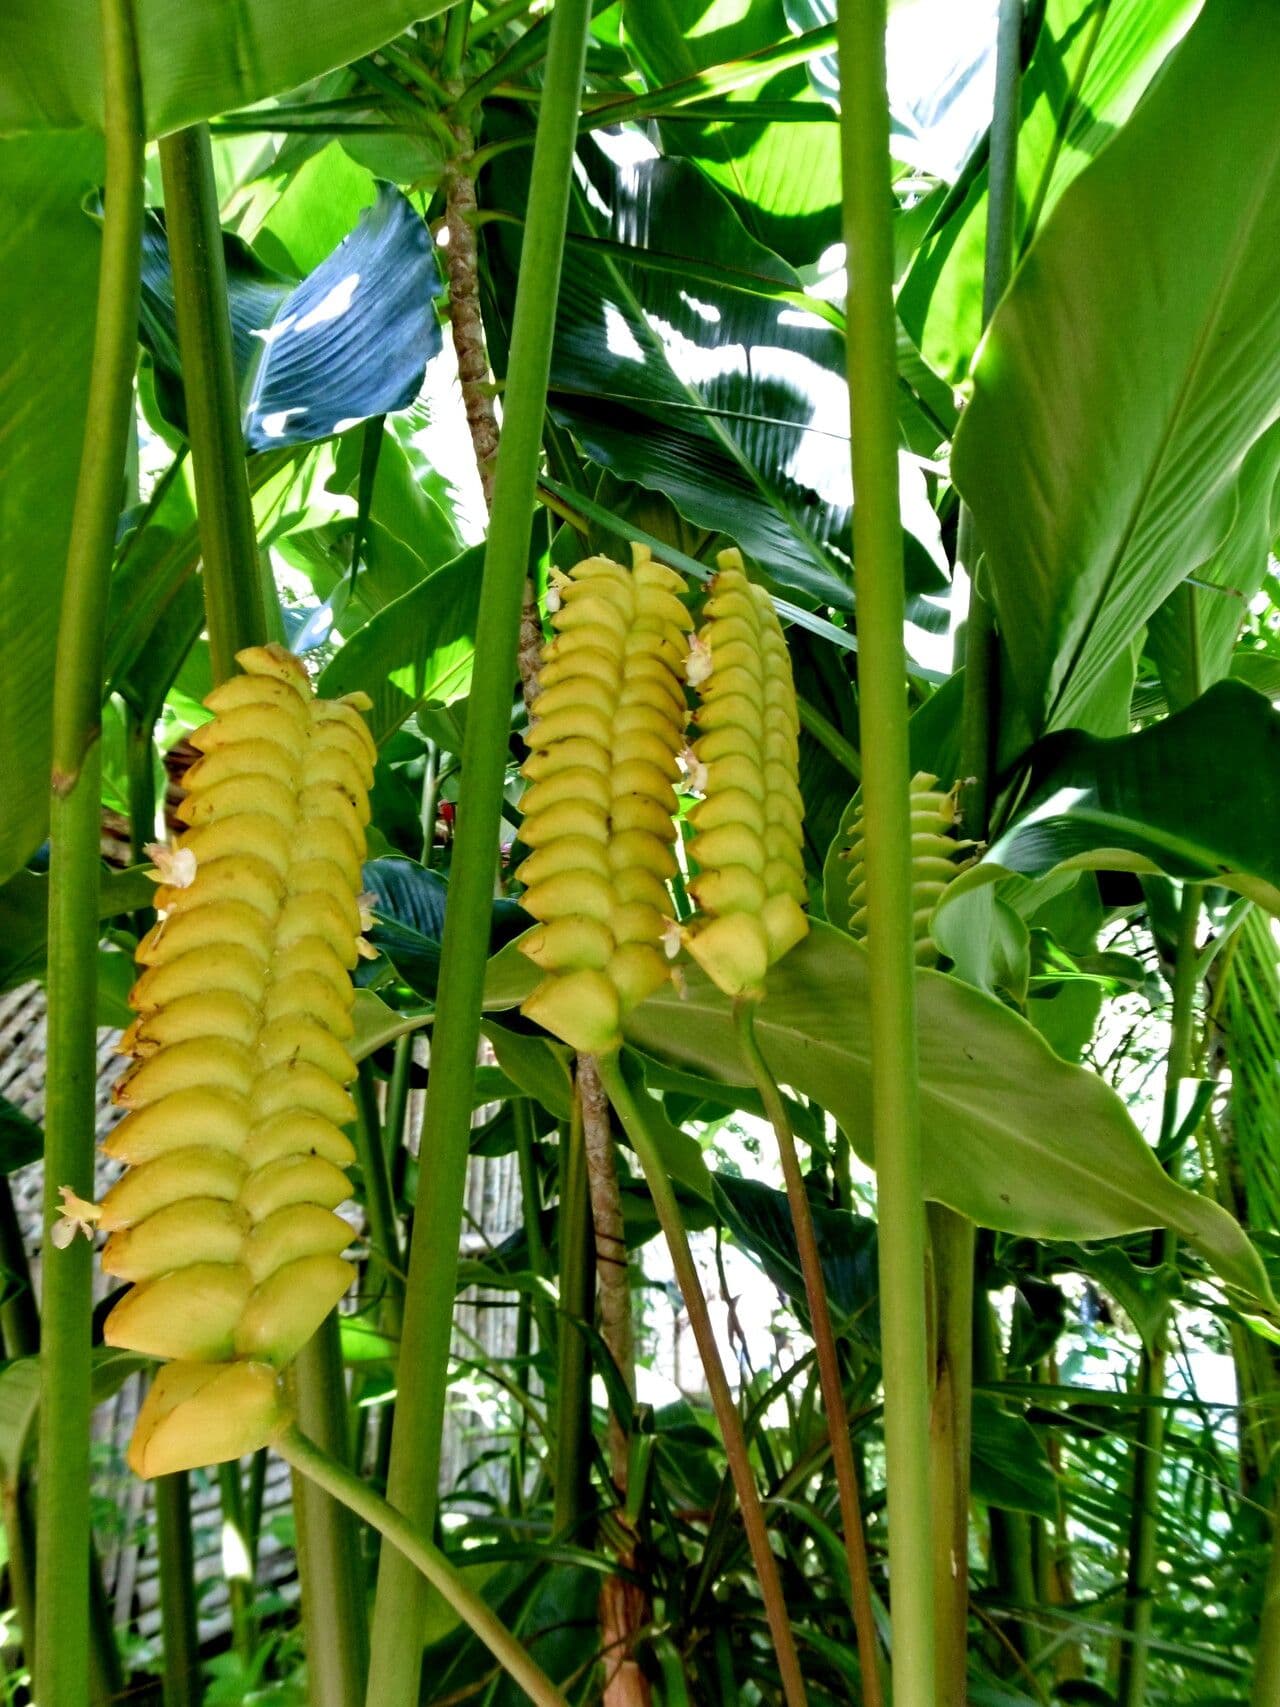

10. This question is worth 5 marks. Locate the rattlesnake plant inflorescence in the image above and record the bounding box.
[680,549,808,998]
[517,545,692,1053]
[98,644,375,1478]
[844,772,977,964]
[516,545,810,1043]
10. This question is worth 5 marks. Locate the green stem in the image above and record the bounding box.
[276,1423,569,1707]
[973,1294,1036,1658]
[927,1204,975,1707]
[1117,883,1201,1706]
[0,1177,40,1359]
[354,1062,405,1333]
[36,2,144,1701]
[838,5,936,1701]
[553,1093,594,1535]
[157,126,271,676]
[125,702,159,935]
[942,12,1022,1694]
[597,1054,809,1707]
[2,1484,35,1681]
[734,1001,884,1706]
[160,115,365,1707]
[289,1317,371,1707]
[217,1458,256,1666]
[797,695,861,784]
[514,1096,556,1353]
[441,1,469,80]
[419,739,441,865]
[364,8,593,1702]
[384,1037,414,1166]
[1253,1475,1280,1707]
[155,1474,201,1707]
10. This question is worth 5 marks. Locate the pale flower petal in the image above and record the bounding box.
[678,747,707,795]
[53,1185,102,1248]
[144,843,197,889]
[685,635,712,687]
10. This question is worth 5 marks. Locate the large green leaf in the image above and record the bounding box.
[0,134,103,882]
[140,188,441,450]
[623,924,1268,1300]
[619,0,841,266]
[0,864,154,994]
[502,147,946,613]
[496,146,852,610]
[952,1,1280,735]
[1145,420,1280,711]
[900,0,1197,384]
[316,544,484,746]
[969,1394,1058,1522]
[0,0,452,138]
[983,681,1280,912]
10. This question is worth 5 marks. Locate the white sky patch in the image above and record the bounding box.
[679,291,721,325]
[590,125,660,173]
[256,407,305,439]
[294,271,360,331]
[571,151,612,220]
[886,0,1000,180]
[603,300,646,364]
[645,309,854,512]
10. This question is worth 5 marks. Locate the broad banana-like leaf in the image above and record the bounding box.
[140,187,441,450]
[622,924,1270,1302]
[980,682,1280,915]
[0,134,102,883]
[900,0,1197,383]
[318,545,485,746]
[952,1,1280,735]
[0,0,452,138]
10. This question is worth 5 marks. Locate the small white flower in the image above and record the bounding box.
[660,918,683,961]
[356,891,380,934]
[143,842,197,889]
[355,936,381,961]
[685,634,713,688]
[678,746,707,795]
[545,568,571,614]
[51,1186,102,1249]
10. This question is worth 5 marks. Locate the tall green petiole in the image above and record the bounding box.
[733,998,885,1707]
[158,117,368,1704]
[35,0,144,1701]
[274,1423,569,1707]
[595,1051,810,1707]
[838,2,937,1701]
[1117,882,1203,1705]
[364,4,594,1702]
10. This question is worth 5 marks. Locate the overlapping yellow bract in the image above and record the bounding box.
[844,772,977,965]
[515,545,810,1043]
[682,551,809,998]
[105,644,375,1479]
[517,547,691,1053]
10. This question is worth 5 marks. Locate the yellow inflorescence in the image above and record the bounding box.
[516,546,811,1034]
[682,550,809,999]
[844,771,977,965]
[517,547,692,1054]
[103,643,375,1479]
